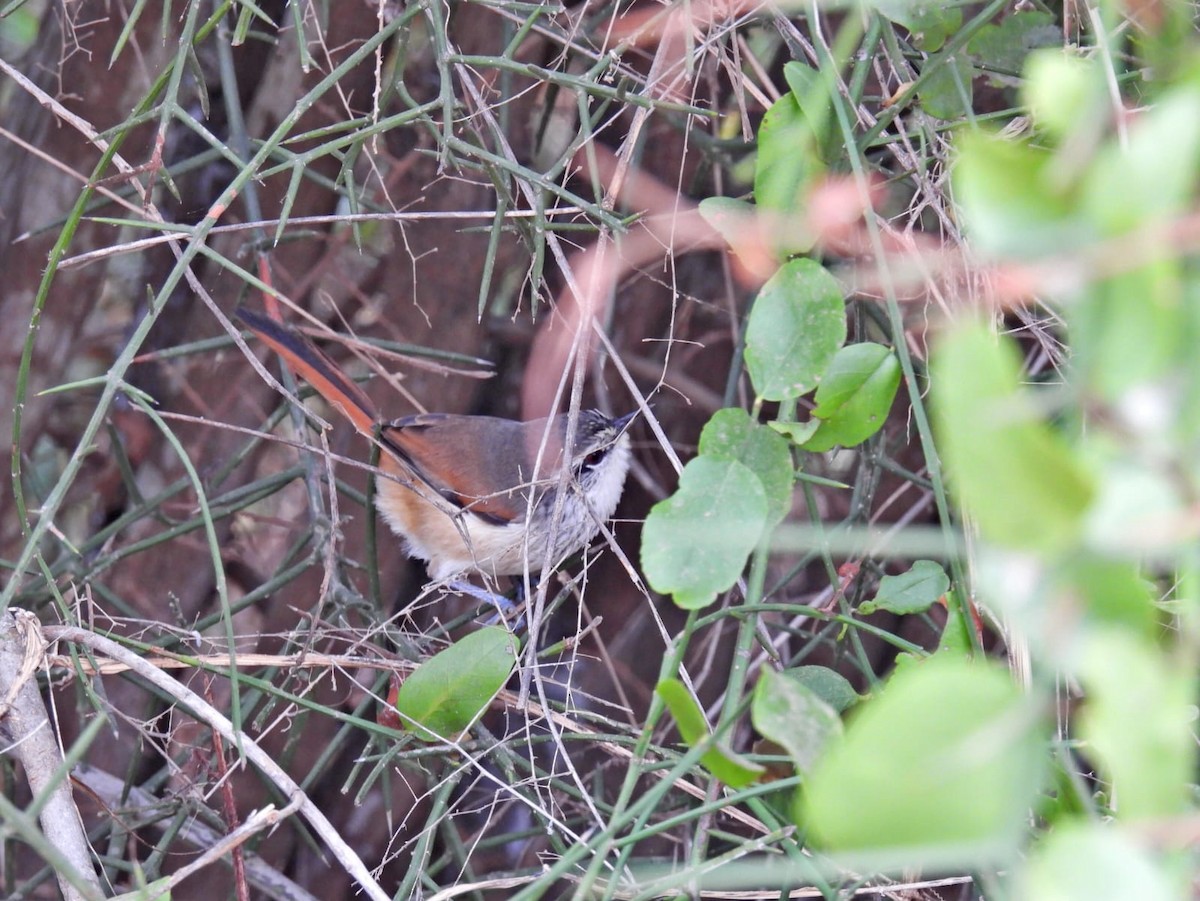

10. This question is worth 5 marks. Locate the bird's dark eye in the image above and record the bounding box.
[581,448,607,472]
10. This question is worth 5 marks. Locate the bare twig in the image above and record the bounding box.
[0,610,104,901]
[42,625,391,901]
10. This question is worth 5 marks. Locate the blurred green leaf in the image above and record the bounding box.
[641,457,768,609]
[802,657,1044,852]
[1070,262,1185,400]
[931,322,1094,553]
[394,627,517,742]
[1083,451,1188,554]
[657,678,765,788]
[862,560,950,615]
[805,343,901,451]
[752,669,843,775]
[699,408,794,527]
[953,130,1089,257]
[1078,629,1194,819]
[1020,824,1179,900]
[1021,49,1104,141]
[745,258,846,402]
[1056,557,1158,638]
[1083,83,1200,234]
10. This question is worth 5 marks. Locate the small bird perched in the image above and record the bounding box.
[236,308,633,586]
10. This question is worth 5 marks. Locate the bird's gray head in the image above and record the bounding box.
[569,410,634,518]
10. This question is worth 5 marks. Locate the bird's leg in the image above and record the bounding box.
[446,580,523,628]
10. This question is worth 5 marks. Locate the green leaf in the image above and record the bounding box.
[1020,824,1180,900]
[918,51,974,121]
[1083,451,1188,554]
[752,669,843,774]
[804,343,901,451]
[953,130,1089,257]
[870,0,962,51]
[1070,262,1185,399]
[936,593,977,657]
[783,61,834,156]
[1020,49,1104,141]
[861,560,950,615]
[931,321,1094,553]
[1078,629,1194,819]
[967,11,1059,83]
[699,408,794,527]
[769,420,821,445]
[657,678,765,788]
[698,195,815,261]
[394,627,517,742]
[745,258,846,401]
[641,457,768,609]
[1055,557,1158,639]
[754,93,822,213]
[802,656,1045,852]
[783,666,860,712]
[1082,83,1200,234]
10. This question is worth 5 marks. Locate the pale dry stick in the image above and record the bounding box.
[0,610,104,901]
[0,125,149,225]
[76,764,320,901]
[42,626,391,901]
[157,795,306,896]
[0,59,146,190]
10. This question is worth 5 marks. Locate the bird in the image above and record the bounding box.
[235,307,633,589]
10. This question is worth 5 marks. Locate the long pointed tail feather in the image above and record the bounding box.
[236,307,380,439]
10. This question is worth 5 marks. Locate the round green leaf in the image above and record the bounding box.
[394,627,517,742]
[802,656,1045,852]
[745,258,846,402]
[657,678,765,788]
[804,343,901,452]
[699,408,794,527]
[861,560,950,615]
[641,457,768,609]
[752,669,843,775]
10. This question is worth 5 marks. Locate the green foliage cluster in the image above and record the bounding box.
[614,4,1200,898]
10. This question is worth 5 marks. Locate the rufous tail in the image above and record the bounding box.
[236,307,380,439]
